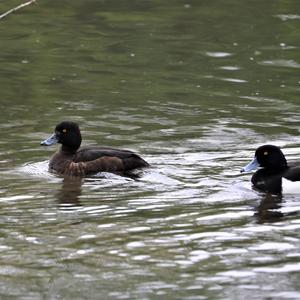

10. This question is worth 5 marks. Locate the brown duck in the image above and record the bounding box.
[41,121,149,176]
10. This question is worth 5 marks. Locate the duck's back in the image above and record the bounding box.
[284,165,300,181]
[73,146,149,170]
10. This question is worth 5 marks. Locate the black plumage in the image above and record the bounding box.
[241,144,300,194]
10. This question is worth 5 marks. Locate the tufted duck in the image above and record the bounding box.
[41,121,149,176]
[241,144,300,194]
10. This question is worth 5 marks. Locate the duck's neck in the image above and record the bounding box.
[265,165,288,175]
[61,145,78,154]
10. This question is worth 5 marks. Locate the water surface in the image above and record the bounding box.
[0,0,300,299]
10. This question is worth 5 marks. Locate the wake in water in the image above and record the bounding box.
[18,160,55,178]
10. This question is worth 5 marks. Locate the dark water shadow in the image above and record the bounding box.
[55,169,148,206]
[56,176,83,206]
[254,193,283,223]
[254,192,300,223]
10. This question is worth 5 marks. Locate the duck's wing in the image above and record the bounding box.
[63,156,124,176]
[73,147,149,171]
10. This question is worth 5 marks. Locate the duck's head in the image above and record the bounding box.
[241,144,287,173]
[41,121,82,152]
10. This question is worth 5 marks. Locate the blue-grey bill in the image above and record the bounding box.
[241,157,259,173]
[40,133,58,146]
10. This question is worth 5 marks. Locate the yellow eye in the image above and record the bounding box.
[264,151,268,156]
[62,129,67,133]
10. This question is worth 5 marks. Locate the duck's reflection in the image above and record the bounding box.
[254,193,283,223]
[55,170,144,206]
[56,176,83,205]
[255,192,300,223]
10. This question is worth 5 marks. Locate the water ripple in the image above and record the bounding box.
[259,59,300,69]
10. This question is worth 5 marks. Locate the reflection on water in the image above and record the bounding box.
[57,177,83,206]
[254,194,284,223]
[0,0,300,299]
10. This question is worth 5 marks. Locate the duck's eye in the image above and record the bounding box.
[264,151,268,156]
[62,129,67,133]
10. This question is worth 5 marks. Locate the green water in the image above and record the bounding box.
[0,0,300,299]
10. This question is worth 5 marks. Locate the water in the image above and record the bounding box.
[0,0,300,299]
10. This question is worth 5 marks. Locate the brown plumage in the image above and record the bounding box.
[41,121,149,176]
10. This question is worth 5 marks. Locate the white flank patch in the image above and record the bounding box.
[282,178,300,194]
